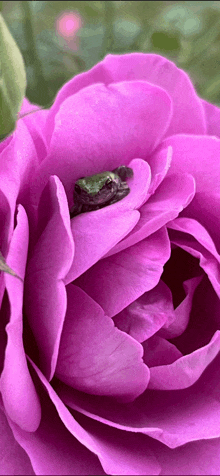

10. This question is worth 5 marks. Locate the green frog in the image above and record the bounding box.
[70,165,133,218]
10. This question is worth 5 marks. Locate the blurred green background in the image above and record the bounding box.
[2,0,220,107]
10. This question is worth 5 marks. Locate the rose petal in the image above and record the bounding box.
[102,53,206,137]
[168,217,220,298]
[143,335,183,367]
[56,284,149,402]
[72,412,161,476]
[159,276,203,339]
[32,80,172,208]
[20,98,48,163]
[114,280,176,343]
[57,362,220,449]
[0,405,34,475]
[104,172,195,258]
[25,176,74,381]
[0,121,39,244]
[8,368,105,476]
[162,134,220,194]
[76,227,171,317]
[152,436,220,476]
[45,53,206,144]
[64,158,150,284]
[149,330,220,390]
[0,205,41,432]
[202,98,220,139]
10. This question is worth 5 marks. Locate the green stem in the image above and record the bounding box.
[102,0,114,57]
[20,0,51,105]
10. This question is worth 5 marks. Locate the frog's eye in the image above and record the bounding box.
[75,183,81,194]
[105,177,113,188]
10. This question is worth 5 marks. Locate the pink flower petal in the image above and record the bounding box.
[64,158,150,283]
[32,80,172,208]
[24,176,74,381]
[56,368,220,449]
[168,217,220,298]
[148,330,220,390]
[0,205,41,432]
[45,53,206,145]
[56,284,149,402]
[159,276,203,339]
[202,98,220,139]
[0,405,34,475]
[143,335,183,367]
[102,53,206,137]
[162,134,220,194]
[76,227,171,317]
[8,369,105,476]
[114,280,176,343]
[105,172,195,258]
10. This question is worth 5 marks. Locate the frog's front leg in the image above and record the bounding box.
[106,182,130,205]
[70,202,83,218]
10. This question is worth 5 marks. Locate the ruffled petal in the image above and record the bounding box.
[0,406,34,475]
[45,53,206,145]
[168,217,220,298]
[32,80,172,208]
[114,280,175,343]
[102,53,206,136]
[56,360,220,449]
[149,330,220,390]
[105,172,195,258]
[201,98,220,139]
[159,276,203,339]
[64,158,150,283]
[56,285,149,402]
[24,176,74,381]
[162,134,220,194]
[0,205,41,432]
[76,227,171,317]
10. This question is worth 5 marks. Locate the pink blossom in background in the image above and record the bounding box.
[56,11,83,50]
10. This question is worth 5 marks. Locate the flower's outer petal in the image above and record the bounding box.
[114,280,176,343]
[143,335,183,367]
[57,356,220,449]
[182,191,220,255]
[102,53,206,137]
[20,98,48,163]
[104,172,195,258]
[71,412,161,476]
[0,405,34,475]
[162,134,220,194]
[0,205,41,432]
[201,98,220,139]
[76,227,171,317]
[159,276,203,339]
[8,368,105,476]
[151,436,220,476]
[0,120,39,245]
[45,53,205,145]
[32,81,172,208]
[168,217,220,298]
[24,359,159,476]
[56,284,149,402]
[147,145,172,195]
[25,176,74,381]
[149,330,220,390]
[64,158,150,284]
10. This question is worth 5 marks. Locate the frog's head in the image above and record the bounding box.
[74,171,121,205]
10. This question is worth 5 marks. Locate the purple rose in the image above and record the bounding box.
[1,53,220,475]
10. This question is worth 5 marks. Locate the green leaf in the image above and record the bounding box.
[0,252,23,281]
[0,13,26,140]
